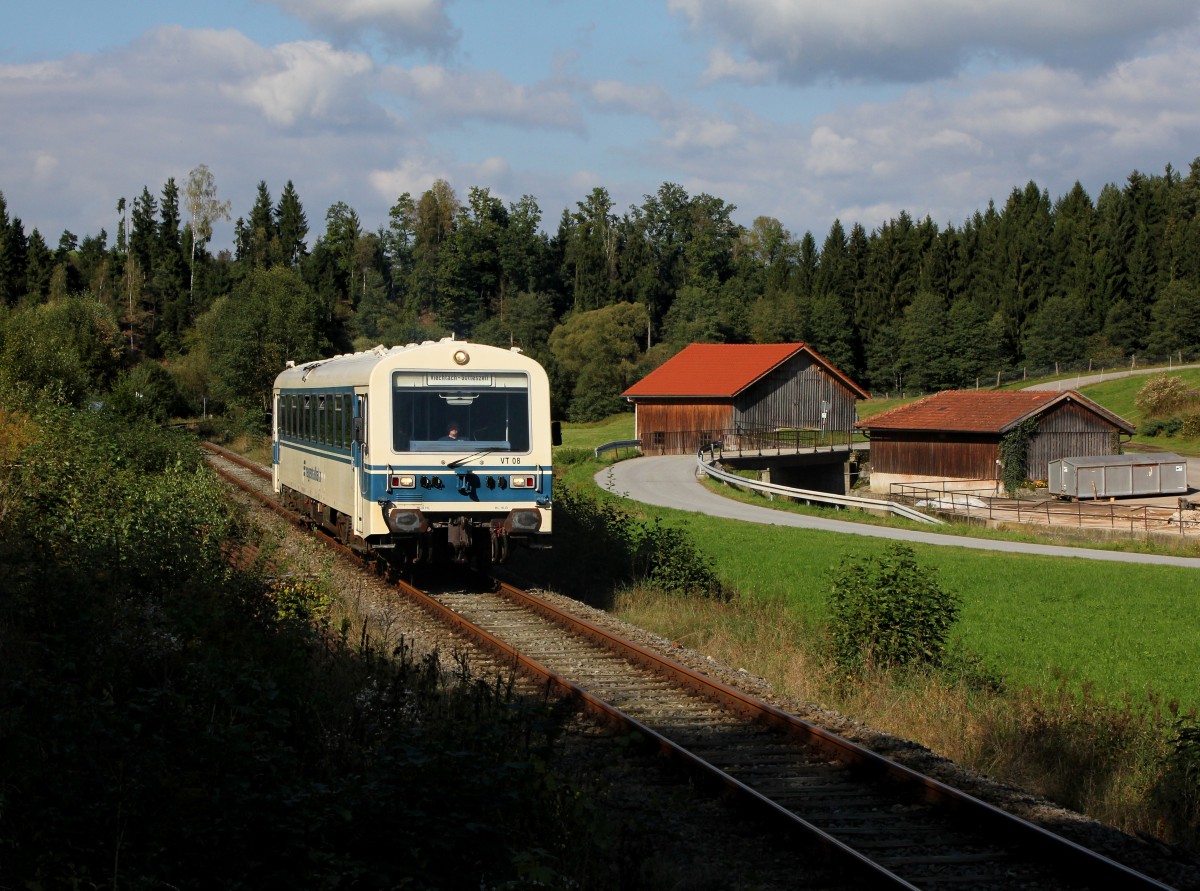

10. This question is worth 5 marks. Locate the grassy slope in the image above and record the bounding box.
[561,382,1200,708]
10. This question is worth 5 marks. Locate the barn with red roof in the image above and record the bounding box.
[856,389,1134,493]
[622,343,869,456]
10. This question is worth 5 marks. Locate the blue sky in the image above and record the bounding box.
[3,0,1199,251]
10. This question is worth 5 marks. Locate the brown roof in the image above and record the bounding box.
[622,343,869,399]
[856,389,1134,434]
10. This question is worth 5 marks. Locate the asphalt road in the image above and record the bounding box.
[1021,363,1200,391]
[596,455,1200,567]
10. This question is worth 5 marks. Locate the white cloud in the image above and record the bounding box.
[224,40,375,127]
[368,156,450,202]
[382,64,582,129]
[668,0,1200,83]
[589,80,675,118]
[700,46,770,85]
[264,0,459,54]
[639,22,1200,234]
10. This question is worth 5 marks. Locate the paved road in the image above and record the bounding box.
[1022,363,1200,391]
[597,456,1200,567]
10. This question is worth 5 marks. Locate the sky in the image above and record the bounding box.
[3,0,1200,252]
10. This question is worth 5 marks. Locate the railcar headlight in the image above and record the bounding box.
[509,475,537,489]
[453,349,469,366]
[389,473,416,489]
[504,508,541,534]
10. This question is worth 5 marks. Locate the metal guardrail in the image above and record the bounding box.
[696,449,943,525]
[594,439,642,457]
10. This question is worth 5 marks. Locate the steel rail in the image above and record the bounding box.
[491,580,1172,891]
[201,441,1173,890]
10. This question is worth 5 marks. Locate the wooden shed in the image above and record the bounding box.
[622,343,870,455]
[856,390,1134,493]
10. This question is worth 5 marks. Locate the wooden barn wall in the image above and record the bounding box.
[1027,403,1120,481]
[870,403,1121,481]
[734,355,859,432]
[870,434,999,478]
[636,400,732,454]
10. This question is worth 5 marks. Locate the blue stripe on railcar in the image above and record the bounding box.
[277,437,354,464]
[360,465,553,506]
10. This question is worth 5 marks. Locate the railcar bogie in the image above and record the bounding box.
[272,338,557,567]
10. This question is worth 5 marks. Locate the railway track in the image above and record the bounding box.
[202,442,1183,890]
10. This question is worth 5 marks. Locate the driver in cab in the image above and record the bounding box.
[440,421,468,442]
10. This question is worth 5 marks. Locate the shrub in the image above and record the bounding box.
[826,544,960,673]
[1152,721,1200,848]
[552,446,596,466]
[1182,412,1200,439]
[538,483,727,601]
[0,404,606,889]
[1135,374,1190,418]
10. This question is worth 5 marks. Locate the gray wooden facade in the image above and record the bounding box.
[735,358,859,433]
[625,344,869,456]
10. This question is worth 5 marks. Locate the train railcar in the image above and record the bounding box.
[272,338,558,565]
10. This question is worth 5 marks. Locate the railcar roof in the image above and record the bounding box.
[273,339,536,389]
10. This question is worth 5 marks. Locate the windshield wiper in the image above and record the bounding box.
[447,449,493,469]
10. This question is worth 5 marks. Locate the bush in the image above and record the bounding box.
[0,403,606,889]
[826,544,960,674]
[1152,721,1200,848]
[1182,412,1200,439]
[537,483,727,602]
[1136,374,1190,418]
[108,359,188,422]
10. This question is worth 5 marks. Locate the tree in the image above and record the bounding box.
[471,290,556,364]
[564,187,618,312]
[0,297,126,405]
[548,302,648,421]
[0,199,29,307]
[275,180,309,268]
[185,164,232,300]
[683,193,740,290]
[204,266,326,413]
[316,201,362,316]
[152,178,189,355]
[409,179,460,321]
[237,181,277,267]
[897,291,951,391]
[23,230,54,303]
[1146,279,1200,357]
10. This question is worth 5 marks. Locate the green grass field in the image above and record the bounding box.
[559,396,1200,711]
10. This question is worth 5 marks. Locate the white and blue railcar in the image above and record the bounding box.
[272,338,556,565]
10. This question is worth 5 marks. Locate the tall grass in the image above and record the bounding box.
[554,407,1200,847]
[612,584,1195,845]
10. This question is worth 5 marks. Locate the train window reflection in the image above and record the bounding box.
[391,371,531,453]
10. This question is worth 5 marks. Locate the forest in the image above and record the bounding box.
[2,158,1200,424]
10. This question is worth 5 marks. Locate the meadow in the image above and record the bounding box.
[560,367,1200,711]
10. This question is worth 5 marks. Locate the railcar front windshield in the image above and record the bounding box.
[391,370,532,453]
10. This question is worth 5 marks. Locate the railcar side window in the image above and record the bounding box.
[391,370,532,452]
[303,396,312,441]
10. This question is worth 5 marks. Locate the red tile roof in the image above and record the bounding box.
[857,389,1133,434]
[622,343,868,399]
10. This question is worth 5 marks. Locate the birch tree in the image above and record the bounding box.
[185,164,232,300]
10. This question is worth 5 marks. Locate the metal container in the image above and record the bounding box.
[1047,453,1189,500]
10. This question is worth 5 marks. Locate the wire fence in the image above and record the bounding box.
[870,351,1200,401]
[888,482,1200,536]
